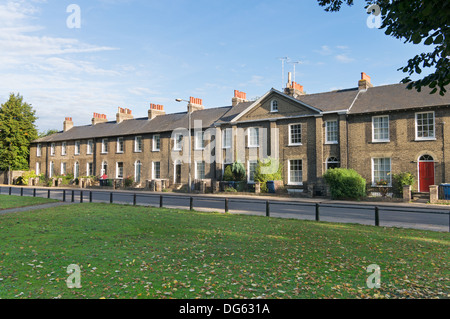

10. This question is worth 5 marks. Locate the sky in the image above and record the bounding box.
[0,0,434,132]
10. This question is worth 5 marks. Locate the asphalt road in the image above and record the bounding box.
[1,186,449,232]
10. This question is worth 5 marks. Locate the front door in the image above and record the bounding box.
[175,163,182,184]
[419,155,435,192]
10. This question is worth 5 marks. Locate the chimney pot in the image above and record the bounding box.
[359,72,373,90]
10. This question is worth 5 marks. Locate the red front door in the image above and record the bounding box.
[419,162,435,192]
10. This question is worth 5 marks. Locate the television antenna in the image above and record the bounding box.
[277,57,290,90]
[287,60,302,84]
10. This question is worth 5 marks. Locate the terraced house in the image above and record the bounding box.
[30,73,450,195]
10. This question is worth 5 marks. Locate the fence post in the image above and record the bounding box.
[33,188,37,198]
[89,191,93,203]
[110,192,113,204]
[71,190,75,202]
[80,191,83,203]
[266,201,270,217]
[9,187,12,195]
[190,197,194,211]
[63,190,66,202]
[225,198,229,213]
[315,203,320,222]
[20,187,23,196]
[160,195,163,208]
[47,189,51,199]
[133,193,137,206]
[375,206,380,227]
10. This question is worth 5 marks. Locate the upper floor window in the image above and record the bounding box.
[248,127,259,147]
[50,143,55,156]
[174,133,183,151]
[271,100,279,112]
[135,136,142,152]
[61,142,67,156]
[36,144,42,157]
[289,124,302,146]
[153,135,161,152]
[195,131,205,150]
[372,115,390,142]
[74,141,80,155]
[117,137,124,153]
[415,111,435,140]
[87,140,93,155]
[222,128,232,149]
[101,139,108,154]
[325,120,339,144]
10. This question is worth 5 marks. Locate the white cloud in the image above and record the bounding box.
[335,54,355,64]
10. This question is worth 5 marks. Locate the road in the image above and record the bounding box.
[1,186,449,232]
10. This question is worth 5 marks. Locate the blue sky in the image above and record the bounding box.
[0,0,433,132]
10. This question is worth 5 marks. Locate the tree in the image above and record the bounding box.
[317,0,450,95]
[39,129,59,138]
[0,93,38,171]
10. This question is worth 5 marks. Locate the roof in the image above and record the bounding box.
[33,82,450,144]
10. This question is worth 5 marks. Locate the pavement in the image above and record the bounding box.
[0,201,74,215]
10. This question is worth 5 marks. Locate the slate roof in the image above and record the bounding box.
[34,82,450,144]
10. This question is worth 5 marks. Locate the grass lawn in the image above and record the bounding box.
[0,203,448,299]
[0,194,59,210]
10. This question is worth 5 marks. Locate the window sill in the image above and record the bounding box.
[288,143,302,147]
[325,142,339,145]
[372,140,390,143]
[287,182,303,186]
[415,138,436,142]
[152,149,161,152]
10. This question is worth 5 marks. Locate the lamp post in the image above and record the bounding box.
[176,98,192,193]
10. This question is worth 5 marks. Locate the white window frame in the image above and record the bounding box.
[222,128,232,149]
[134,160,142,183]
[86,162,94,177]
[61,162,66,175]
[116,162,124,179]
[288,123,302,146]
[87,140,93,155]
[50,143,56,156]
[288,159,303,185]
[371,157,392,187]
[74,162,79,179]
[248,127,259,148]
[195,161,206,180]
[61,142,67,156]
[415,111,436,141]
[326,157,340,170]
[35,162,40,175]
[101,161,108,176]
[153,134,161,152]
[152,161,161,180]
[247,160,258,183]
[135,136,142,153]
[74,141,80,155]
[117,137,124,153]
[195,131,205,150]
[36,144,42,157]
[270,99,279,113]
[372,115,390,143]
[49,161,54,178]
[174,133,183,151]
[325,120,339,144]
[101,139,108,154]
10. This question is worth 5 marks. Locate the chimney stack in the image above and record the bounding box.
[188,97,204,112]
[284,78,305,98]
[148,103,166,120]
[116,107,134,123]
[232,90,248,106]
[92,113,108,125]
[63,117,73,132]
[358,72,373,91]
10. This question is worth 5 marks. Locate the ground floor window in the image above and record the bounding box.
[74,162,79,179]
[326,157,340,170]
[288,159,303,185]
[101,161,108,177]
[372,158,391,186]
[196,161,206,180]
[49,162,54,178]
[61,163,66,175]
[247,160,258,183]
[153,162,161,179]
[135,161,142,183]
[87,162,94,177]
[116,162,124,179]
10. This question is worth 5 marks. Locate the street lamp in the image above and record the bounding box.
[175,98,192,193]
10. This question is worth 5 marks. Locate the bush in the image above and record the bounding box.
[254,158,283,193]
[231,161,246,182]
[323,168,366,200]
[124,175,134,188]
[392,172,416,197]
[223,165,234,181]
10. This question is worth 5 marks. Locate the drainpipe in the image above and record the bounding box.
[443,121,446,183]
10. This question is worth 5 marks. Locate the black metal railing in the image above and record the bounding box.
[1,186,449,232]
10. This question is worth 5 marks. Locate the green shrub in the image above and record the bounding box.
[323,168,366,200]
[124,175,134,188]
[224,186,237,193]
[392,172,416,197]
[231,161,246,182]
[254,158,283,193]
[223,165,234,181]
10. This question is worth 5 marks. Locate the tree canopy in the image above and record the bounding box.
[0,93,38,170]
[317,0,450,95]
